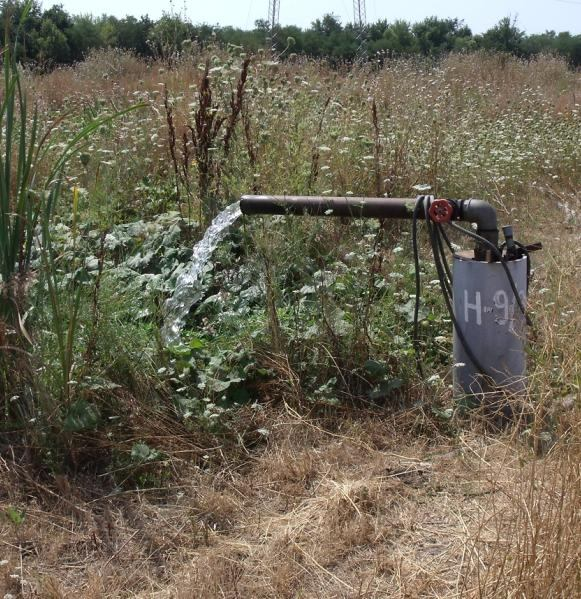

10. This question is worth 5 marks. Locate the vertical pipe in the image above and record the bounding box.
[453,253,528,398]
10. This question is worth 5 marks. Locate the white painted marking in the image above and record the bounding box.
[464,290,482,325]
[493,289,509,325]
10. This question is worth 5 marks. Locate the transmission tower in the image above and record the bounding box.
[353,0,368,61]
[353,0,367,29]
[267,0,280,32]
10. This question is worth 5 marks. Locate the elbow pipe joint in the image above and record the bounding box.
[456,199,499,258]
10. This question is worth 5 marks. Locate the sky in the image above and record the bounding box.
[55,0,581,34]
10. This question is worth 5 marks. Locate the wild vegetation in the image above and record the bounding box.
[1,0,581,67]
[0,7,579,596]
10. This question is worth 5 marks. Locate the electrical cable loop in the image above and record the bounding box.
[412,195,494,382]
[447,222,532,327]
[411,197,533,391]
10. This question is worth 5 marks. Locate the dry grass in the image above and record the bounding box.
[1,399,578,598]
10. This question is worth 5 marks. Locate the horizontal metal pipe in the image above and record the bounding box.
[240,195,417,219]
[240,194,499,253]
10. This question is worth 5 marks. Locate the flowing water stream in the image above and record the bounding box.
[162,202,242,345]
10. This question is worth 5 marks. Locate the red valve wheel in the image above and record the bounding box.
[428,199,454,223]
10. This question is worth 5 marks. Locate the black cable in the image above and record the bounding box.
[422,198,492,377]
[411,196,491,380]
[423,198,453,298]
[411,196,425,377]
[499,241,531,285]
[438,222,454,253]
[435,223,453,291]
[514,241,532,294]
[499,240,531,294]
[411,196,528,383]
[448,221,532,326]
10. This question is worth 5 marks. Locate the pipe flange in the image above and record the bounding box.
[429,199,454,223]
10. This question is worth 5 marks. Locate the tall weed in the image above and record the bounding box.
[0,2,145,429]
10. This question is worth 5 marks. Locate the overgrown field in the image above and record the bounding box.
[1,48,580,597]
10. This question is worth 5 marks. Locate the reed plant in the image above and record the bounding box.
[0,1,41,326]
[0,1,144,421]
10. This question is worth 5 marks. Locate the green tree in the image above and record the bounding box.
[148,13,194,58]
[382,20,417,55]
[412,17,472,56]
[68,15,102,61]
[37,16,69,63]
[312,13,343,36]
[481,17,524,54]
[306,14,356,60]
[554,31,581,66]
[0,6,578,67]
[43,3,70,31]
[0,0,42,59]
[98,15,120,47]
[116,16,153,55]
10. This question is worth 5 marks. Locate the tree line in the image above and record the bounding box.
[1,1,580,67]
